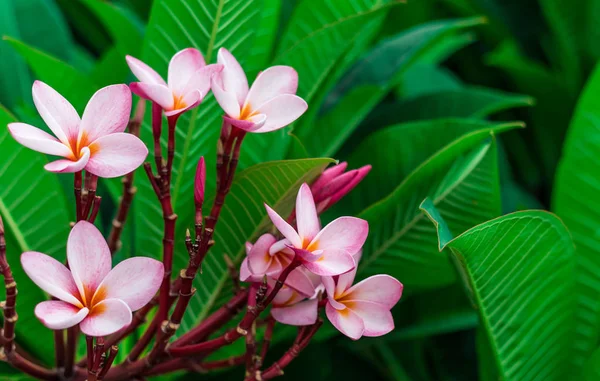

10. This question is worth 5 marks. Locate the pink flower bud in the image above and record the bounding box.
[311,164,371,213]
[194,157,206,208]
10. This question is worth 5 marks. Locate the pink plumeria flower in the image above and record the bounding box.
[265,183,368,276]
[239,234,317,297]
[8,81,147,177]
[211,48,308,133]
[21,221,164,337]
[311,163,372,212]
[322,267,403,340]
[269,279,318,327]
[127,48,223,118]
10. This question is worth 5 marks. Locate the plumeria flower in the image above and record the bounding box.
[239,234,317,297]
[8,81,147,177]
[21,221,164,337]
[322,267,403,340]
[269,279,318,326]
[311,163,372,212]
[265,183,368,276]
[212,48,308,133]
[127,48,223,118]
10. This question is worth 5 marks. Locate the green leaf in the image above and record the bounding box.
[582,347,600,381]
[0,105,71,364]
[0,1,31,108]
[179,158,333,331]
[243,0,282,78]
[553,63,600,370]
[421,204,575,381]
[340,119,523,215]
[134,0,267,265]
[304,17,485,157]
[357,129,508,291]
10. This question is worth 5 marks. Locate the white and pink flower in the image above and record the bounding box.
[212,48,308,133]
[265,183,368,276]
[323,267,403,340]
[8,81,147,177]
[21,221,163,337]
[269,281,318,327]
[127,48,223,118]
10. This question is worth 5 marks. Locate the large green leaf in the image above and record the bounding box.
[357,129,507,290]
[134,0,269,264]
[421,203,575,381]
[303,17,484,157]
[553,63,600,370]
[179,158,332,332]
[0,1,30,108]
[0,105,71,364]
[340,119,523,215]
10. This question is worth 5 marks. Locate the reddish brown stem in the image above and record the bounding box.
[166,115,178,184]
[82,174,98,220]
[64,326,78,378]
[98,346,118,380]
[54,330,65,370]
[151,102,163,175]
[74,171,83,221]
[4,351,59,381]
[259,318,276,364]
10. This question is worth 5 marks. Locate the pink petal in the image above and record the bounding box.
[212,77,240,118]
[245,242,253,255]
[335,267,357,297]
[79,298,132,337]
[86,133,148,178]
[239,258,254,282]
[194,157,206,206]
[164,90,202,117]
[182,64,223,97]
[35,301,89,330]
[265,204,302,248]
[129,82,174,110]
[21,252,82,307]
[285,267,317,297]
[253,94,308,133]
[44,147,90,173]
[245,66,298,110]
[347,301,394,337]
[31,80,80,145]
[344,275,403,308]
[311,162,348,195]
[8,123,72,157]
[93,257,164,311]
[126,55,166,86]
[302,252,355,276]
[247,234,277,276]
[325,303,364,340]
[79,85,132,144]
[271,285,304,307]
[295,183,320,243]
[309,217,368,257]
[271,299,318,326]
[223,114,266,132]
[322,276,336,298]
[316,170,357,201]
[269,239,292,255]
[168,48,206,95]
[67,221,112,306]
[217,48,248,106]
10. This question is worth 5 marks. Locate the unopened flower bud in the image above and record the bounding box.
[194,157,206,209]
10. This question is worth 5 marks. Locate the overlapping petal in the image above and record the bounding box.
[217,48,248,105]
[168,48,206,95]
[79,85,131,144]
[21,252,82,306]
[126,55,166,86]
[129,82,174,110]
[309,217,368,257]
[271,299,318,326]
[265,204,302,248]
[86,133,148,178]
[325,303,364,340]
[253,95,308,133]
[35,301,89,330]
[343,275,403,308]
[346,301,394,337]
[44,147,90,173]
[79,298,132,337]
[31,80,80,145]
[8,123,72,157]
[296,183,320,243]
[244,66,298,110]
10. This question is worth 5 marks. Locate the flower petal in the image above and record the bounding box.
[265,204,302,248]
[310,217,368,257]
[129,82,174,110]
[44,147,90,173]
[239,258,254,282]
[79,85,132,144]
[212,77,240,118]
[79,298,132,337]
[302,252,355,276]
[93,257,164,311]
[67,221,112,306]
[245,66,298,110]
[325,303,364,340]
[168,48,206,95]
[295,183,320,243]
[126,55,166,86]
[344,275,403,308]
[335,267,357,297]
[285,267,317,297]
[8,123,72,157]
[346,301,394,337]
[182,64,223,97]
[271,299,318,326]
[247,234,277,276]
[86,133,148,178]
[164,90,202,117]
[253,94,308,133]
[271,284,304,307]
[35,301,88,330]
[223,114,266,132]
[217,48,248,105]
[31,80,80,145]
[21,252,82,306]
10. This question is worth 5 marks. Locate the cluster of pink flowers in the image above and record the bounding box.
[7,46,402,342]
